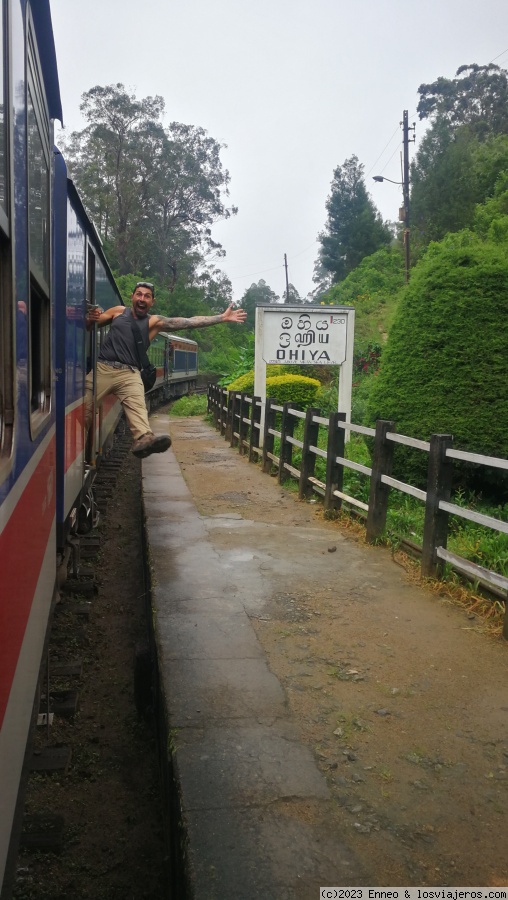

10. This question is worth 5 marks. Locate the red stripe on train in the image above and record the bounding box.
[0,440,56,728]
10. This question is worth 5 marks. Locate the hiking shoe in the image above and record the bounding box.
[131,432,172,459]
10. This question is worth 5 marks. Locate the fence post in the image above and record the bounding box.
[249,396,262,462]
[366,419,395,543]
[225,391,234,442]
[219,388,227,435]
[207,384,212,417]
[230,392,239,447]
[421,434,454,578]
[262,398,276,474]
[324,411,346,512]
[278,402,295,484]
[213,385,220,429]
[299,407,320,500]
[238,393,249,455]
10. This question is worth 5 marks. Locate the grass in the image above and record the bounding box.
[199,397,508,632]
[168,394,208,416]
[265,416,508,577]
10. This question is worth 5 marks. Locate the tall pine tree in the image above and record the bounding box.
[315,155,391,285]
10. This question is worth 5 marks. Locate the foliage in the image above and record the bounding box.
[62,83,236,287]
[281,283,303,304]
[237,279,279,329]
[410,124,508,257]
[354,342,382,376]
[417,63,508,136]
[315,155,392,285]
[216,334,255,385]
[366,229,508,493]
[264,374,321,408]
[169,394,208,416]
[225,365,288,394]
[321,247,405,343]
[473,172,508,239]
[224,371,256,393]
[227,371,320,409]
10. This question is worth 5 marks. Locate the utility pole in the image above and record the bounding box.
[284,253,290,303]
[402,110,415,283]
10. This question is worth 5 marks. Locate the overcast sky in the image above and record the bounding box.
[50,0,508,303]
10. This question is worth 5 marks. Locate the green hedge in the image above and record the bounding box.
[227,370,321,410]
[367,230,508,493]
[226,365,286,394]
[264,374,321,408]
[225,371,256,393]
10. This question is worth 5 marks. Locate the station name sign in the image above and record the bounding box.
[262,309,349,366]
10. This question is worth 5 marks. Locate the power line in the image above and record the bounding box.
[490,47,508,63]
[228,238,319,282]
[229,262,283,282]
[366,125,400,176]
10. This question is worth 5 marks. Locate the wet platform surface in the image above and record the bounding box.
[142,423,373,898]
[142,416,508,898]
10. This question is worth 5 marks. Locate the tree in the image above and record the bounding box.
[410,123,508,257]
[417,64,508,136]
[62,84,237,286]
[281,283,303,304]
[238,279,279,329]
[315,155,391,284]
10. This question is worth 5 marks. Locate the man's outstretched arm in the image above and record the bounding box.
[150,304,247,334]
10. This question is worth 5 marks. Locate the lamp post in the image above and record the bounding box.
[373,110,414,284]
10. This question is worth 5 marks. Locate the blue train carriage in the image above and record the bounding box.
[53,162,124,547]
[145,332,198,409]
[0,0,62,893]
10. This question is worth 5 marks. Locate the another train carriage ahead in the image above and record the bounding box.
[145,332,198,408]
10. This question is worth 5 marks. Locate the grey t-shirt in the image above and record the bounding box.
[98,308,150,368]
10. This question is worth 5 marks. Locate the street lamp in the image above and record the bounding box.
[373,175,410,284]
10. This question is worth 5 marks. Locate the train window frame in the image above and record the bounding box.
[0,0,13,471]
[27,9,51,438]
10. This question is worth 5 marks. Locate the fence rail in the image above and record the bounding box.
[207,384,508,638]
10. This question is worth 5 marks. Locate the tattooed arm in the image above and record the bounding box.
[148,304,247,338]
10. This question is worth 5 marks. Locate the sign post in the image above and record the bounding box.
[254,305,355,446]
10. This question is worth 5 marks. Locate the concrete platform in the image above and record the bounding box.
[142,428,373,898]
[142,416,508,896]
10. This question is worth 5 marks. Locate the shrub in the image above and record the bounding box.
[367,230,508,494]
[224,371,255,394]
[264,374,321,408]
[227,371,321,410]
[226,365,295,395]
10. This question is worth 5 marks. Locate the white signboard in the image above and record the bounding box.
[262,309,348,365]
[254,305,355,445]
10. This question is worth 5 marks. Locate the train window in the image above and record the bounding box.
[174,349,187,372]
[0,0,12,464]
[27,16,51,433]
[29,278,50,414]
[27,87,49,288]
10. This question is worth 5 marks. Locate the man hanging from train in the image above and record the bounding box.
[85,281,247,458]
